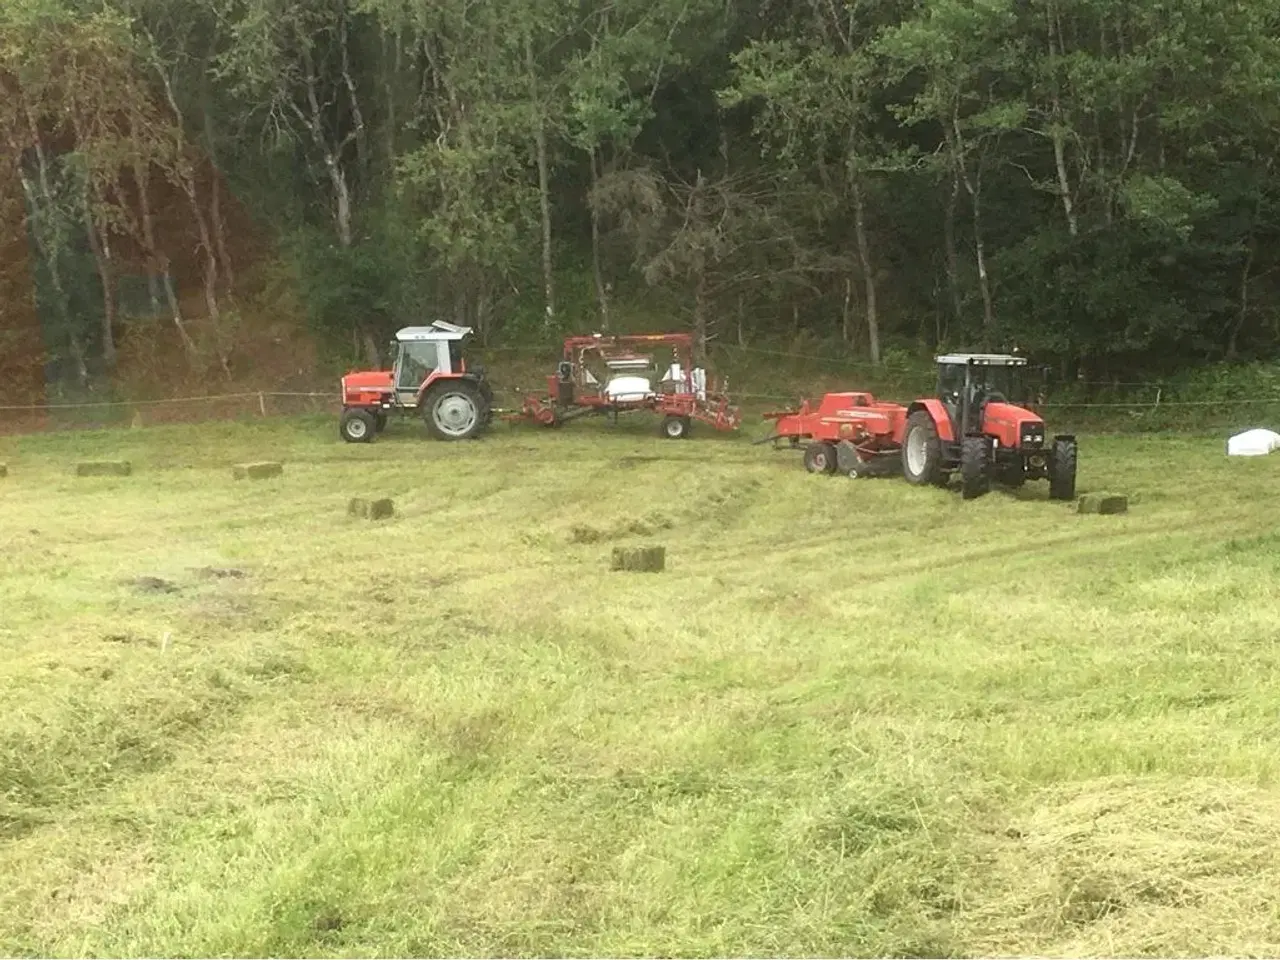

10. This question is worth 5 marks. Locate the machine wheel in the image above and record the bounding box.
[1049,436,1078,500]
[340,408,377,443]
[803,441,838,475]
[902,410,946,486]
[423,381,485,440]
[661,415,691,440]
[960,435,993,500]
[374,412,388,433]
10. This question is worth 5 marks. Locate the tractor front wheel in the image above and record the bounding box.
[960,435,993,500]
[423,381,486,440]
[902,411,946,486]
[661,415,691,439]
[803,441,838,475]
[340,408,377,443]
[1049,436,1078,500]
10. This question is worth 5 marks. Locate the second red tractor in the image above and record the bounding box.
[763,353,1077,500]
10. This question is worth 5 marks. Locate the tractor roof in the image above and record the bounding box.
[396,321,473,342]
[935,353,1026,366]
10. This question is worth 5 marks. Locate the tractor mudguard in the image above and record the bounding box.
[907,399,955,442]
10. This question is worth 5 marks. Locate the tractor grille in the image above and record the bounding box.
[1020,423,1045,448]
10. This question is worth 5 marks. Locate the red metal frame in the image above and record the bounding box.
[510,332,741,433]
[763,392,911,465]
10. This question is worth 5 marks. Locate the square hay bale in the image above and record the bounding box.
[233,461,283,480]
[611,545,666,573]
[75,460,131,477]
[1076,493,1129,515]
[348,497,395,520]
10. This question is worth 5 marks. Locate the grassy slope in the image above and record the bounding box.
[2,414,1280,957]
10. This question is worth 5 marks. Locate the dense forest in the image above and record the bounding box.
[3,0,1280,399]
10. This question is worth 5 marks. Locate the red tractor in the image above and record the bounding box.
[515,332,740,438]
[338,321,494,442]
[762,353,1077,500]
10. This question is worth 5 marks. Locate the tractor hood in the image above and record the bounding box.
[983,400,1048,448]
[342,370,395,404]
[984,400,1042,427]
[342,370,394,393]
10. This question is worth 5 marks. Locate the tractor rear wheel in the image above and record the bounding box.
[661,415,691,439]
[340,408,377,443]
[803,441,838,474]
[423,381,486,440]
[902,410,946,486]
[1049,436,1078,500]
[960,435,993,500]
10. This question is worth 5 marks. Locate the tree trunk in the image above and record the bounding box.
[589,148,609,329]
[202,107,236,293]
[157,67,232,378]
[951,115,995,337]
[81,202,117,367]
[943,166,963,331]
[527,35,556,327]
[339,8,369,179]
[693,266,709,364]
[972,169,995,337]
[1046,4,1079,237]
[849,164,880,365]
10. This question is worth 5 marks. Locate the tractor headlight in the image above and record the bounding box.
[1020,423,1045,448]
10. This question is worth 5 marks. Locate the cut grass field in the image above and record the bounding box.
[3,412,1280,957]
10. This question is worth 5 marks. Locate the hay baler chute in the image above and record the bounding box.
[511,333,741,439]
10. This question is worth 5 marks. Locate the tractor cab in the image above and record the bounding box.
[390,321,475,407]
[935,353,1028,437]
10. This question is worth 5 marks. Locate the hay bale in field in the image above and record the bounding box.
[348,497,395,520]
[75,460,131,477]
[1077,493,1129,515]
[611,545,666,573]
[232,461,283,480]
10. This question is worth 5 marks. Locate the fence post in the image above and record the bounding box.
[258,392,267,417]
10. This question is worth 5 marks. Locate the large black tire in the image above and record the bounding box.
[423,380,486,440]
[661,415,691,440]
[340,408,377,443]
[960,435,993,500]
[803,441,838,474]
[902,410,947,486]
[1049,436,1078,500]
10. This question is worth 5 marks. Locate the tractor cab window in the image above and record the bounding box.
[396,341,437,389]
[971,365,1022,404]
[938,364,966,407]
[447,339,463,374]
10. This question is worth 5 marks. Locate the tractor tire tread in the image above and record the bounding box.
[960,434,993,500]
[1049,436,1078,500]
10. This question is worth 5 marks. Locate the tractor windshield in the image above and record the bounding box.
[938,361,1026,407]
[971,364,1023,403]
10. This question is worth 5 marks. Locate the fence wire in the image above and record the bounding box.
[1,355,1276,434]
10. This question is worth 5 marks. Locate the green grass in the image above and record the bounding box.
[3,413,1280,956]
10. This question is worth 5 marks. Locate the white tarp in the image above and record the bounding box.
[1227,428,1280,456]
[604,375,654,403]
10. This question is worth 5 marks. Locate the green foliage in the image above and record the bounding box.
[7,0,1280,386]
